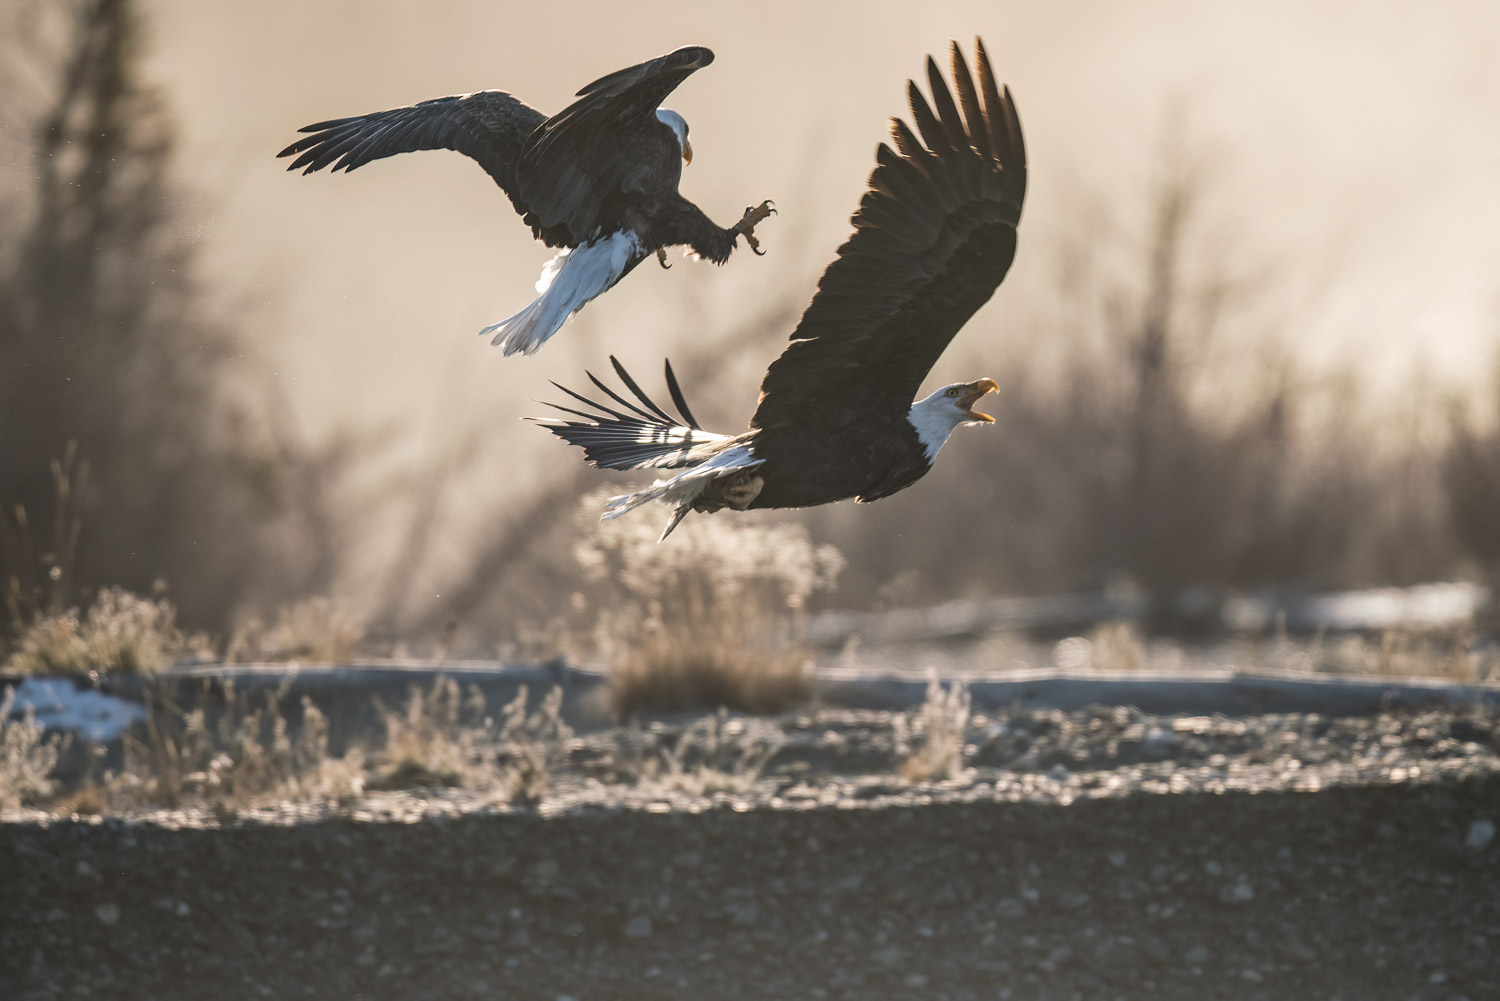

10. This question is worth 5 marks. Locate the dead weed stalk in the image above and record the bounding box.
[896,674,973,782]
[0,686,68,810]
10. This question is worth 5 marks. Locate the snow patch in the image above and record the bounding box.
[7,677,146,742]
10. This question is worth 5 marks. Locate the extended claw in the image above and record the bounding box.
[733,200,776,256]
[656,246,671,270]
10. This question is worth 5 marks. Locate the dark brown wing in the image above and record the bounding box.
[514,46,713,242]
[750,39,1026,435]
[277,91,546,216]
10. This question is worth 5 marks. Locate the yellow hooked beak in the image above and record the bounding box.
[682,137,693,165]
[958,378,999,422]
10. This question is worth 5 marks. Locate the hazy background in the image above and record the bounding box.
[5,0,1500,652]
[155,0,1500,431]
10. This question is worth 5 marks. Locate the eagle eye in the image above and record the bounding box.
[945,388,958,398]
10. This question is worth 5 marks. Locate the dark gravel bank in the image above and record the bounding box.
[5,773,1498,1001]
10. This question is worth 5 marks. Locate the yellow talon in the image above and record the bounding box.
[734,200,776,256]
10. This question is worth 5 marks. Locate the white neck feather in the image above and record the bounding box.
[907,397,963,463]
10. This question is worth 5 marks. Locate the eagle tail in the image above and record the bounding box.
[531,357,761,539]
[482,230,647,355]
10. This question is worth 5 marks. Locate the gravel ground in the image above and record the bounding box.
[5,704,1500,1000]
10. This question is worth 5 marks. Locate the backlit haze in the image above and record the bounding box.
[144,0,1500,456]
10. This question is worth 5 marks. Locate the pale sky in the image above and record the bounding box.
[140,0,1500,453]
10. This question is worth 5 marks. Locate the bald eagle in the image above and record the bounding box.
[536,39,1025,539]
[277,46,774,356]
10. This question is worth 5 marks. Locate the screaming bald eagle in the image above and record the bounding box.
[536,39,1025,539]
[276,46,774,356]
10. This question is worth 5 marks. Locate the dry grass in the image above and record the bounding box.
[371,677,573,803]
[1040,620,1500,682]
[372,677,489,790]
[225,596,367,663]
[575,496,843,718]
[1052,621,1149,673]
[632,709,785,797]
[20,672,578,815]
[4,587,203,676]
[1265,629,1499,683]
[494,685,575,803]
[105,679,364,811]
[0,686,67,810]
[603,635,814,720]
[896,674,973,783]
[50,782,107,816]
[1038,620,1498,682]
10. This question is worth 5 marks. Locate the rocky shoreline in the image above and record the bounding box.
[5,703,1499,1000]
[5,776,1498,1001]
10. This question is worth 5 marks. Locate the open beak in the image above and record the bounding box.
[957,378,999,422]
[682,138,693,166]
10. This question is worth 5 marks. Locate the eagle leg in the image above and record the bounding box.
[656,246,671,270]
[732,200,777,256]
[689,471,763,514]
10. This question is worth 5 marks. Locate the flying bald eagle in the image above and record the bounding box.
[535,39,1025,539]
[277,46,774,356]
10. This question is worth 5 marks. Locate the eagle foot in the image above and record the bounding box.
[721,472,765,510]
[733,200,777,256]
[656,246,671,270]
[692,471,764,513]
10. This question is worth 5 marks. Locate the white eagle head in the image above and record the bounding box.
[656,109,692,165]
[907,378,999,461]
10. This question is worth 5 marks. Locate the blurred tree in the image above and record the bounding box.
[807,129,1454,616]
[0,0,350,634]
[1444,355,1500,593]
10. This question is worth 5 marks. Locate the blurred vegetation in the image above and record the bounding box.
[572,495,842,717]
[370,679,572,801]
[895,675,972,782]
[1444,352,1500,594]
[807,142,1482,618]
[4,586,201,676]
[0,686,64,809]
[0,0,355,649]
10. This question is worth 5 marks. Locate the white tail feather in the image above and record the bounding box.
[601,445,764,539]
[481,230,644,356]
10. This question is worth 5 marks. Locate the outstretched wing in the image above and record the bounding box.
[277,90,546,214]
[515,46,713,242]
[531,357,734,471]
[750,39,1026,435]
